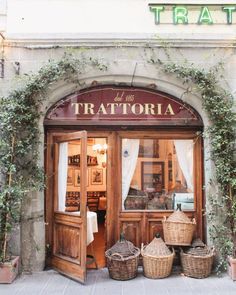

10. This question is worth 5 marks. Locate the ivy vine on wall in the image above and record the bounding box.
[0,51,235,272]
[150,58,236,270]
[0,54,107,262]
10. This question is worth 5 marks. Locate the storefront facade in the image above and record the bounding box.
[0,0,236,281]
[44,86,204,281]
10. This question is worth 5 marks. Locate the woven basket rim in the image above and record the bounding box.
[141,250,175,259]
[105,247,140,261]
[180,250,215,259]
[162,220,196,225]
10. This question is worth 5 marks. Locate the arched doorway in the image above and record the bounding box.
[44,86,204,283]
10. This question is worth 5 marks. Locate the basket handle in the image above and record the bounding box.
[110,252,125,261]
[141,243,144,255]
[171,247,175,255]
[126,241,139,255]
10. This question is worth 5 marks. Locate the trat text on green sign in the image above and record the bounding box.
[149,5,236,24]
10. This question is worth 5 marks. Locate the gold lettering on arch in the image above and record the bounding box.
[71,102,176,116]
[164,104,175,115]
[97,103,107,114]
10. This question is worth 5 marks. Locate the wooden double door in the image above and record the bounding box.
[45,129,204,283]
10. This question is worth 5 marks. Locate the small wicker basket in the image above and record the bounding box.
[180,239,215,279]
[141,234,175,279]
[105,234,140,281]
[162,204,196,246]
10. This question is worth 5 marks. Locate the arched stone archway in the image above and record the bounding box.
[21,62,212,272]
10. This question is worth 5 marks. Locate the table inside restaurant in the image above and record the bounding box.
[86,211,98,245]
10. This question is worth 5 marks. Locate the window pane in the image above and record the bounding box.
[122,139,194,211]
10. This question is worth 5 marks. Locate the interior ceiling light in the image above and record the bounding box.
[92,144,108,155]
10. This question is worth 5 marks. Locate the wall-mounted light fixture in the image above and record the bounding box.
[92,143,108,155]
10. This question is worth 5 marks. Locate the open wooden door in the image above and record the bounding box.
[51,131,87,283]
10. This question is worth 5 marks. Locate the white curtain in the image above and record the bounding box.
[58,142,68,211]
[174,140,193,192]
[122,139,140,209]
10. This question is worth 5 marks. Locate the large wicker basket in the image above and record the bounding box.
[162,204,196,246]
[105,234,140,281]
[180,240,215,279]
[141,234,175,279]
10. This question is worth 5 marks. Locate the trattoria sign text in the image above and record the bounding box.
[149,4,236,24]
[45,87,203,126]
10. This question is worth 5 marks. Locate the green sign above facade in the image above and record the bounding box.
[149,4,236,24]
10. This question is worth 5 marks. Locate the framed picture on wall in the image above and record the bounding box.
[74,169,89,187]
[67,168,74,185]
[138,139,159,158]
[91,168,103,185]
[74,169,80,187]
[141,161,164,192]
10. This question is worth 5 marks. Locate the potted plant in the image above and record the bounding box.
[222,187,236,280]
[206,106,236,278]
[0,136,21,283]
[206,109,236,279]
[156,60,236,278]
[0,92,44,282]
[222,185,236,280]
[228,257,236,281]
[226,187,236,280]
[0,55,106,283]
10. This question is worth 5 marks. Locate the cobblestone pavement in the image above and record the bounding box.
[0,268,236,295]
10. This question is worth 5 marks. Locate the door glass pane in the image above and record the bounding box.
[122,139,194,211]
[58,140,81,212]
[66,140,81,212]
[58,138,107,213]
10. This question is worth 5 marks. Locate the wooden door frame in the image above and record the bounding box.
[115,130,204,244]
[46,131,88,282]
[45,127,204,267]
[45,130,116,266]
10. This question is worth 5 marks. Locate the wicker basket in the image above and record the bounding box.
[162,204,196,246]
[105,234,140,281]
[180,248,214,279]
[141,234,175,279]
